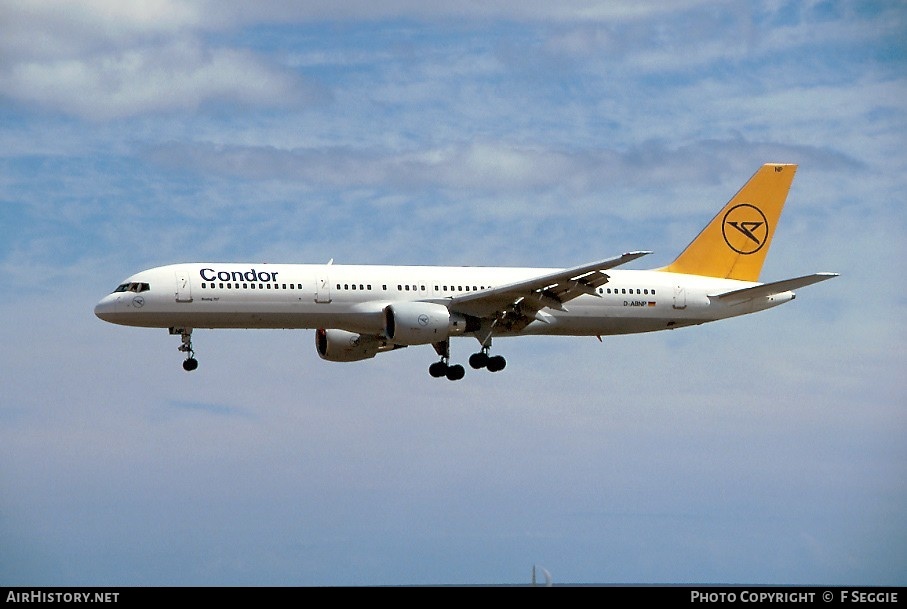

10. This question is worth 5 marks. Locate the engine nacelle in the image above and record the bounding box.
[383,301,475,345]
[315,328,383,362]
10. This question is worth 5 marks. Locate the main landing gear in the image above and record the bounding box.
[170,327,198,371]
[429,359,465,381]
[428,340,464,380]
[429,340,506,380]
[468,346,506,372]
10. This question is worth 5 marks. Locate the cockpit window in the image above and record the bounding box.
[113,282,150,294]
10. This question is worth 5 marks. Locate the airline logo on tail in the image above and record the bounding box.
[660,163,796,281]
[722,204,769,255]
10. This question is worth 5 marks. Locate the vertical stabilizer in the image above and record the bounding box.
[661,163,796,281]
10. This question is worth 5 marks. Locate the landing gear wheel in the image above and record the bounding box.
[486,355,506,372]
[445,364,465,381]
[469,352,489,369]
[430,340,465,380]
[173,327,198,372]
[429,361,448,378]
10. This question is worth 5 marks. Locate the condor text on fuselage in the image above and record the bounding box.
[200,267,283,284]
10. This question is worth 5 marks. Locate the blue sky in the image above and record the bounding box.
[1,0,904,586]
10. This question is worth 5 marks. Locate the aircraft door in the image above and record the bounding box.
[175,270,193,303]
[672,285,686,310]
[315,269,332,303]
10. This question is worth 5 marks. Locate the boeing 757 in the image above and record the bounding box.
[94,163,837,380]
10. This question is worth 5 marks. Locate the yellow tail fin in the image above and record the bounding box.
[661,163,797,281]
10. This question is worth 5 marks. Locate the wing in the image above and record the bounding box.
[448,251,651,333]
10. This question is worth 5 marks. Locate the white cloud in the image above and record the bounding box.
[0,0,206,60]
[2,39,307,120]
[0,1,317,120]
[0,0,775,122]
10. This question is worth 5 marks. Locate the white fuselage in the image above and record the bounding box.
[94,262,793,338]
[92,165,833,377]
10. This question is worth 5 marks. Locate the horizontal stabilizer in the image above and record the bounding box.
[711,273,838,305]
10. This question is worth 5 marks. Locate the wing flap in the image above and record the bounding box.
[450,251,651,319]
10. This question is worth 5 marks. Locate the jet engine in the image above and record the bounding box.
[315,328,383,362]
[383,302,477,345]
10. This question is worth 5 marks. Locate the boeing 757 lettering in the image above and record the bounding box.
[95,163,837,380]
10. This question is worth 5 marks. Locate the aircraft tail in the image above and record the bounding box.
[660,163,797,281]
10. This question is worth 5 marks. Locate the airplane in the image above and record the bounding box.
[94,163,837,380]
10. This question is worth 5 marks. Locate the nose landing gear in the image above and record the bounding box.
[170,327,198,371]
[182,354,198,372]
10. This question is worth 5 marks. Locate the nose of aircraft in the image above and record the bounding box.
[94,294,119,322]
